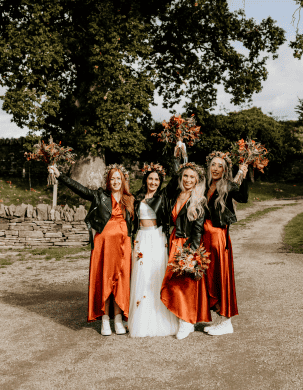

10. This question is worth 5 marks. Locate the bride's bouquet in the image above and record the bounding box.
[168,244,211,281]
[151,114,201,148]
[24,137,76,185]
[230,138,269,173]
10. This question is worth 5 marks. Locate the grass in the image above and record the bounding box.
[233,206,283,227]
[0,176,90,210]
[235,181,303,210]
[0,245,91,268]
[283,212,303,254]
[26,245,91,261]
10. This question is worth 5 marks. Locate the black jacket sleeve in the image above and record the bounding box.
[161,157,180,200]
[184,215,204,251]
[229,179,248,203]
[57,174,96,202]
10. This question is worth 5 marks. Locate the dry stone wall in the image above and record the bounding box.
[0,203,89,249]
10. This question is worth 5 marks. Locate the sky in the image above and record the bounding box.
[1,0,303,138]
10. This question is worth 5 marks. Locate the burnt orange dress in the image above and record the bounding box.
[161,200,211,324]
[202,190,238,318]
[87,195,132,322]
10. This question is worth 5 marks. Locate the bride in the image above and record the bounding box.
[128,163,179,337]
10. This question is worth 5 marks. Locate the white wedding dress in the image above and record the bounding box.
[128,202,179,337]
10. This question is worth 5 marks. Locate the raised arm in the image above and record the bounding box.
[231,164,248,203]
[161,157,181,199]
[49,165,96,202]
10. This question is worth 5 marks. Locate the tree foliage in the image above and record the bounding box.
[0,0,287,160]
[167,106,302,178]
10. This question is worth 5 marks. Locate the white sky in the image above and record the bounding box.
[1,0,303,138]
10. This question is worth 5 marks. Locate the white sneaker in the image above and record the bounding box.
[176,319,194,340]
[101,315,112,336]
[207,318,233,336]
[114,314,126,335]
[203,324,215,333]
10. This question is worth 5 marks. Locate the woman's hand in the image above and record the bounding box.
[239,164,248,179]
[48,165,60,178]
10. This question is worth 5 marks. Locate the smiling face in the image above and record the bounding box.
[146,171,160,193]
[210,157,225,181]
[182,168,197,191]
[109,170,122,192]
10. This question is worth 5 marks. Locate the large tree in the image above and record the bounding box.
[0,0,287,161]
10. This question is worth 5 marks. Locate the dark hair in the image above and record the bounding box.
[135,171,164,201]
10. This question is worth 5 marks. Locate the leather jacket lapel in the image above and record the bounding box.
[100,191,112,214]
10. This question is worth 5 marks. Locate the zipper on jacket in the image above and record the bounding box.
[101,198,111,213]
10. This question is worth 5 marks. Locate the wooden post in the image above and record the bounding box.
[48,135,58,208]
[53,180,58,208]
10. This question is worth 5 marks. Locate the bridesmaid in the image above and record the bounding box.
[50,164,134,336]
[161,159,212,340]
[202,152,248,336]
[128,163,179,337]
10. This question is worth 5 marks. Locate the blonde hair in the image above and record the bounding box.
[207,158,233,212]
[178,168,207,221]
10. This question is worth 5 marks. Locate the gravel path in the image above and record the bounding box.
[0,199,302,390]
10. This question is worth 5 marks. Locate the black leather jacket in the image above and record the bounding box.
[163,165,204,251]
[206,179,248,227]
[133,193,170,242]
[58,174,132,248]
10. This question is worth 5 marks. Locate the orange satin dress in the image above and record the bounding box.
[161,200,211,324]
[87,195,132,322]
[202,192,238,318]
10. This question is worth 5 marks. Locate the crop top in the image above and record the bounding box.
[139,201,157,220]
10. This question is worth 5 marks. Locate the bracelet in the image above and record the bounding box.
[238,169,243,174]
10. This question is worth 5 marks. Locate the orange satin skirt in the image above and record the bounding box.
[202,219,238,318]
[87,210,131,322]
[160,227,212,324]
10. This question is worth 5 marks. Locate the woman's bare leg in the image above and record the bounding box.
[113,299,122,316]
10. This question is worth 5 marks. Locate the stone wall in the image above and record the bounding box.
[0,203,89,249]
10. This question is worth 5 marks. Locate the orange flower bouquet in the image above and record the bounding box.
[230,139,269,173]
[151,114,201,148]
[24,137,76,185]
[168,244,211,281]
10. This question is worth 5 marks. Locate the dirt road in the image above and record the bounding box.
[0,199,302,389]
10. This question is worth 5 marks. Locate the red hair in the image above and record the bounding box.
[106,168,134,220]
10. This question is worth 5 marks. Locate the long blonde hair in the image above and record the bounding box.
[178,168,207,221]
[207,158,233,212]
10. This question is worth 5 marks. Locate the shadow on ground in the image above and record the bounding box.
[1,285,100,333]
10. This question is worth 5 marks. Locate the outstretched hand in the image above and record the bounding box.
[48,165,60,178]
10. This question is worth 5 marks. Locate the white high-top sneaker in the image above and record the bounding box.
[114,314,126,335]
[203,324,215,333]
[101,315,112,336]
[176,319,195,340]
[207,318,233,336]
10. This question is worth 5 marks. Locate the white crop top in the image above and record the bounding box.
[139,201,157,220]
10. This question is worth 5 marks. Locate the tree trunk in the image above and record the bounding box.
[249,165,254,183]
[70,153,106,189]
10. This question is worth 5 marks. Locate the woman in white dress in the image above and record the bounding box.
[128,163,179,337]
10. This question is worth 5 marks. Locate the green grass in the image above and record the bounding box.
[0,259,12,267]
[234,206,283,227]
[0,176,91,210]
[26,245,91,261]
[283,212,303,254]
[0,245,91,267]
[236,181,303,210]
